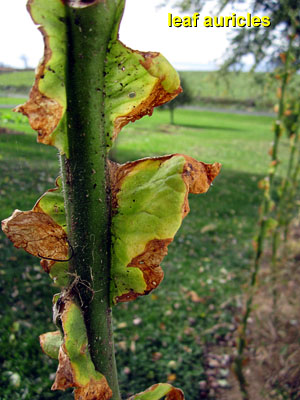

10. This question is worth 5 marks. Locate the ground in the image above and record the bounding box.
[205,221,300,400]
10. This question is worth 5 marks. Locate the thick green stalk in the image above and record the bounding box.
[59,2,124,399]
[234,34,294,399]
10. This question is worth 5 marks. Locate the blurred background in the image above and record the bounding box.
[1,0,300,399]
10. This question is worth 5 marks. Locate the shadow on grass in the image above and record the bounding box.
[174,122,241,132]
[0,131,58,162]
[109,147,167,164]
[0,133,60,221]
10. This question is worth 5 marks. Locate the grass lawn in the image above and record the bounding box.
[0,97,28,106]
[0,106,289,399]
[180,71,279,109]
[0,70,34,91]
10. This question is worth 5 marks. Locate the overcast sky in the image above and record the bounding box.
[0,0,248,70]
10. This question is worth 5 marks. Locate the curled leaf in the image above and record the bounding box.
[105,41,181,146]
[128,383,184,400]
[48,261,69,287]
[110,154,221,303]
[40,331,63,359]
[52,297,112,400]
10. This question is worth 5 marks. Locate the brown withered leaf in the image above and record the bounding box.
[52,346,112,400]
[166,388,185,400]
[186,290,206,304]
[52,346,74,391]
[1,209,68,261]
[15,81,63,147]
[180,155,221,217]
[74,378,113,400]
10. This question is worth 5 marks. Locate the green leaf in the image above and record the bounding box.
[61,299,101,385]
[52,297,112,399]
[128,383,184,400]
[39,331,63,359]
[35,177,66,231]
[110,155,221,303]
[105,40,181,148]
[49,262,69,287]
[16,0,181,155]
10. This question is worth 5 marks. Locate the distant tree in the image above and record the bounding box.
[20,54,29,69]
[163,0,300,71]
[164,75,193,124]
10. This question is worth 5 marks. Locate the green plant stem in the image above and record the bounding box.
[59,2,124,399]
[271,128,299,314]
[234,33,294,399]
[283,138,300,241]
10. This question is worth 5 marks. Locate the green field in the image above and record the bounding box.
[0,70,34,93]
[0,104,290,399]
[0,97,27,106]
[180,70,279,109]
